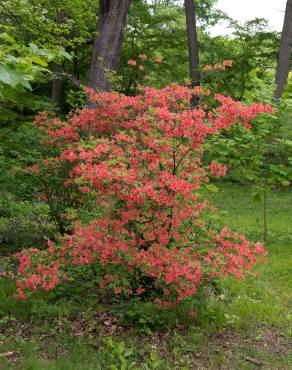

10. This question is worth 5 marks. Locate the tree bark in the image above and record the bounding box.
[89,0,132,92]
[275,0,292,100]
[184,0,200,88]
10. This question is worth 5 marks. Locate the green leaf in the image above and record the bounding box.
[19,79,32,90]
[30,56,48,67]
[244,90,253,101]
[57,49,72,60]
[206,184,218,193]
[249,69,257,78]
[28,43,41,54]
[281,180,290,186]
[0,65,21,87]
[285,140,292,147]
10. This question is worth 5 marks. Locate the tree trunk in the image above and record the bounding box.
[52,64,62,108]
[89,0,132,92]
[275,0,292,100]
[51,11,63,108]
[184,0,200,88]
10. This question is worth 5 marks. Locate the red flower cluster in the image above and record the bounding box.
[127,55,161,68]
[209,162,227,177]
[16,84,270,304]
[127,60,137,66]
[203,60,233,72]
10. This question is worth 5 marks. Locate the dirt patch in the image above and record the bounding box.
[251,325,290,357]
[190,326,291,369]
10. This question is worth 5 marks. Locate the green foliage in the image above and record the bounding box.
[0,122,44,195]
[0,30,74,125]
[0,32,54,90]
[119,0,218,91]
[1,1,279,107]
[120,1,189,88]
[204,74,292,239]
[0,0,97,118]
[201,18,278,99]
[98,338,136,370]
[208,103,292,190]
[0,0,97,49]
[0,122,57,253]
[65,89,87,110]
[0,193,56,252]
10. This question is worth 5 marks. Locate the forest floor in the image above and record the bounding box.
[0,184,291,369]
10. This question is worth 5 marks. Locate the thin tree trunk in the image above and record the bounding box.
[52,11,63,108]
[184,0,200,89]
[275,0,292,100]
[89,0,131,92]
[52,64,62,107]
[263,170,268,242]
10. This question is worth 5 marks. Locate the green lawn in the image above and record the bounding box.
[0,184,291,369]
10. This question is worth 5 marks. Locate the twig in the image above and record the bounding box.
[0,3,20,22]
[17,318,34,335]
[244,356,266,366]
[52,70,83,88]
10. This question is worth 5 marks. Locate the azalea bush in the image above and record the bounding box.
[15,84,270,308]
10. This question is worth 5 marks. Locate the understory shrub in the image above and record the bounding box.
[0,193,56,252]
[15,84,270,310]
[204,74,292,240]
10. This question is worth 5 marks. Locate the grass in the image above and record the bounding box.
[209,184,292,329]
[0,184,291,369]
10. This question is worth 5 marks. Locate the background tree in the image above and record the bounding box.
[275,0,292,100]
[118,0,217,93]
[89,0,132,92]
[0,0,97,114]
[184,0,200,87]
[200,18,278,99]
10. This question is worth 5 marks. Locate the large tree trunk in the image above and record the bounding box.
[89,0,131,92]
[184,0,200,88]
[275,0,292,100]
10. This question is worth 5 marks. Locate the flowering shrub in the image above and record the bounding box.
[203,60,233,72]
[201,60,236,100]
[120,54,164,95]
[15,84,270,306]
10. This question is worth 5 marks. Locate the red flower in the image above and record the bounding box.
[189,310,197,317]
[223,60,233,67]
[203,64,212,72]
[127,60,137,66]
